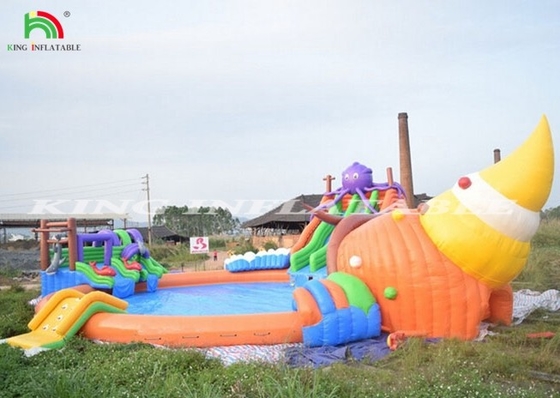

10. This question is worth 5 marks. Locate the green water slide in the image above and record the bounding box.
[139,257,167,278]
[80,246,123,263]
[75,261,115,288]
[289,203,341,272]
[291,191,380,273]
[110,258,141,282]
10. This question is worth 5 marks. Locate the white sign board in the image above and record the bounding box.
[189,236,209,254]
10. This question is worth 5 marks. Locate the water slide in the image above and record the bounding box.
[290,193,376,273]
[139,257,166,278]
[6,289,128,350]
[290,204,340,272]
[75,261,115,287]
[41,235,167,298]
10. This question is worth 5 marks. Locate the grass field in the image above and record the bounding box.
[1,221,560,397]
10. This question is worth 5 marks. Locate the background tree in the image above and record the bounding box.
[542,205,560,220]
[153,205,240,236]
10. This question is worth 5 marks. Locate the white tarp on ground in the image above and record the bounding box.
[512,289,560,325]
[8,289,559,363]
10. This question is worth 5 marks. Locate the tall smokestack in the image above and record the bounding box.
[493,148,501,163]
[398,112,415,208]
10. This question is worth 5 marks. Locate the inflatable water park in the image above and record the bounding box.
[2,116,555,353]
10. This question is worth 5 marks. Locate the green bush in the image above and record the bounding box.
[209,237,228,249]
[531,218,560,248]
[513,219,560,290]
[263,240,279,251]
[147,244,209,269]
[231,238,257,255]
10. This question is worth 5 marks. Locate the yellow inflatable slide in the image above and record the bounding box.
[6,289,127,350]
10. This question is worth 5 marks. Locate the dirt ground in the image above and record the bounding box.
[0,242,41,289]
[204,250,229,269]
[170,250,229,272]
[0,247,41,272]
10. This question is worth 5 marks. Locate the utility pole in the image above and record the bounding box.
[142,174,153,246]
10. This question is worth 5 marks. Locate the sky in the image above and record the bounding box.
[1,1,559,222]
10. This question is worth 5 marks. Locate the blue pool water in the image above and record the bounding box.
[125,282,296,316]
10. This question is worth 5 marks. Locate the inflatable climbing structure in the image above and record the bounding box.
[36,219,167,298]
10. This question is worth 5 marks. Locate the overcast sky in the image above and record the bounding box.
[1,1,559,221]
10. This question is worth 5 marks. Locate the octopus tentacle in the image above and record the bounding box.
[356,188,377,213]
[303,204,345,225]
[313,188,348,212]
[369,182,406,198]
[300,201,343,225]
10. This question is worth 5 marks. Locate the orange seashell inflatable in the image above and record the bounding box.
[328,116,554,340]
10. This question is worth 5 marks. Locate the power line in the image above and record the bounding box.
[0,187,141,205]
[0,184,140,202]
[0,178,142,199]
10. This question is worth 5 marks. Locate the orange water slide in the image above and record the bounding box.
[290,216,322,254]
[289,195,333,254]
